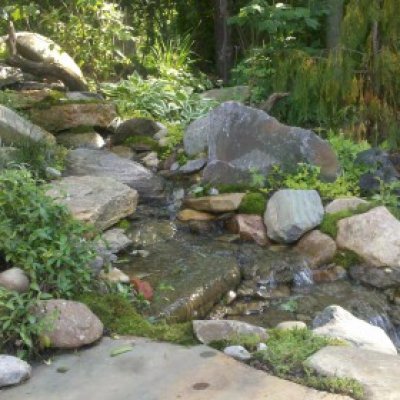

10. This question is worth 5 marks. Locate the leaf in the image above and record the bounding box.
[110,345,135,357]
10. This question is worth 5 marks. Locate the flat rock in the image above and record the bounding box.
[295,230,337,268]
[193,320,268,344]
[2,337,352,400]
[56,131,105,149]
[184,193,245,213]
[0,268,30,293]
[14,32,87,91]
[225,214,269,246]
[66,149,164,199]
[325,197,369,214]
[306,346,400,400]
[264,190,324,244]
[0,355,31,388]
[312,305,397,355]
[224,345,252,361]
[100,228,132,253]
[29,102,117,132]
[185,102,339,184]
[177,209,216,222]
[47,175,138,231]
[0,105,55,145]
[349,264,400,289]
[336,206,400,268]
[35,299,103,349]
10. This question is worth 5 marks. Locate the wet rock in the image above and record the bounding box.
[56,131,105,149]
[111,118,160,145]
[47,175,138,231]
[130,220,177,247]
[186,102,339,184]
[184,193,245,213]
[177,209,216,222]
[141,152,159,170]
[0,105,55,145]
[193,320,268,344]
[36,299,103,349]
[276,321,307,330]
[100,267,130,284]
[223,345,252,361]
[306,346,400,400]
[14,32,87,91]
[295,230,337,268]
[0,355,31,388]
[237,281,291,300]
[178,159,207,174]
[201,86,250,103]
[0,267,30,293]
[29,102,117,132]
[66,149,164,199]
[110,145,134,159]
[313,305,397,355]
[336,206,400,268]
[225,214,269,246]
[100,228,132,254]
[325,197,369,214]
[187,220,217,234]
[349,265,400,289]
[312,266,347,283]
[211,301,269,318]
[264,190,324,244]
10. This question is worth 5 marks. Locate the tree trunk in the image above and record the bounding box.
[326,0,344,50]
[214,0,233,83]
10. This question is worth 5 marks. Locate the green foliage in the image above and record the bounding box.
[238,192,267,215]
[78,292,196,346]
[124,136,160,151]
[333,250,362,269]
[209,334,263,353]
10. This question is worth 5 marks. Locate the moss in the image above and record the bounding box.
[333,250,362,269]
[209,334,264,352]
[320,203,373,238]
[124,135,160,151]
[238,192,267,215]
[116,219,131,231]
[77,292,196,346]
[217,183,253,193]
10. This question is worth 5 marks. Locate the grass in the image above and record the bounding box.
[209,334,265,352]
[77,292,196,346]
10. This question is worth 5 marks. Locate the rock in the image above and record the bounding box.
[257,343,268,351]
[47,175,138,231]
[0,146,18,167]
[223,345,252,361]
[45,166,62,179]
[111,118,160,145]
[295,230,337,268]
[325,197,369,214]
[66,149,164,199]
[264,190,324,244]
[312,305,397,355]
[183,193,245,213]
[306,346,400,400]
[36,300,103,349]
[355,148,399,194]
[131,278,154,301]
[65,92,104,102]
[100,267,130,284]
[130,220,177,247]
[56,131,105,149]
[0,65,24,88]
[14,32,87,91]
[276,321,307,331]
[0,105,55,145]
[0,267,30,293]
[178,159,207,174]
[336,206,400,268]
[193,320,268,344]
[201,85,250,103]
[177,209,216,222]
[0,355,31,387]
[185,102,339,183]
[312,266,347,283]
[141,151,159,170]
[225,214,269,246]
[100,228,132,254]
[29,102,117,132]
[349,265,400,289]
[110,145,134,159]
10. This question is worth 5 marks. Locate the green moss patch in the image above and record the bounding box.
[124,135,160,151]
[209,334,263,352]
[238,192,267,215]
[333,250,362,269]
[78,293,196,346]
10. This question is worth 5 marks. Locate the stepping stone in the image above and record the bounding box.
[2,337,352,400]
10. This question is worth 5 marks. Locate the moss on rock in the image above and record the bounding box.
[238,192,267,215]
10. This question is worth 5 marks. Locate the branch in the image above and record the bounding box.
[258,92,290,113]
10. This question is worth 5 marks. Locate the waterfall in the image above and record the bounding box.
[293,266,314,287]
[369,314,400,349]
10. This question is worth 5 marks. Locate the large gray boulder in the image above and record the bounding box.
[0,355,31,388]
[312,305,397,355]
[0,105,55,145]
[66,149,164,199]
[184,102,339,184]
[35,300,103,349]
[14,32,87,91]
[336,206,400,268]
[306,346,400,400]
[264,189,324,244]
[46,175,138,231]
